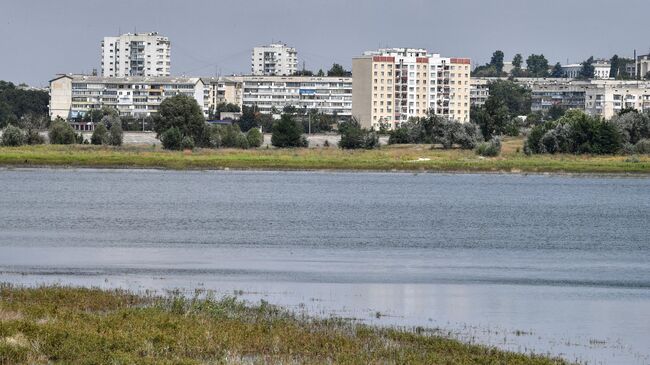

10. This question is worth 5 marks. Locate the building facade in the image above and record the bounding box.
[202,76,244,116]
[561,61,610,79]
[637,54,650,79]
[352,48,471,130]
[470,78,490,107]
[251,43,298,76]
[241,76,352,117]
[49,75,204,127]
[101,33,171,77]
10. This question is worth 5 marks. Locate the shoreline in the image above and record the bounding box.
[0,284,569,364]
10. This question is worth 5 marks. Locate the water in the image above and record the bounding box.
[0,168,649,364]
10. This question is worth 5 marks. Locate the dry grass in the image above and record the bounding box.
[0,138,648,174]
[0,284,569,365]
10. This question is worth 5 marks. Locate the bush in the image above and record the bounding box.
[271,114,307,148]
[161,127,182,150]
[338,120,379,149]
[1,124,25,146]
[25,129,45,145]
[180,136,195,150]
[108,122,123,146]
[246,128,263,148]
[48,119,77,144]
[388,115,481,149]
[235,133,250,149]
[153,95,207,147]
[476,137,501,157]
[91,124,109,145]
[635,139,650,154]
[611,111,650,144]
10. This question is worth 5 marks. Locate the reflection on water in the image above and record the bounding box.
[1,169,649,365]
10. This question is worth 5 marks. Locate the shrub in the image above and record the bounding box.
[246,128,263,148]
[161,127,182,150]
[91,124,109,145]
[635,139,650,154]
[339,120,379,149]
[271,114,307,148]
[180,136,195,150]
[108,122,123,146]
[219,124,243,148]
[153,95,207,147]
[388,115,481,149]
[25,129,45,145]
[476,137,501,157]
[235,133,250,149]
[611,111,650,144]
[48,120,77,144]
[1,124,25,146]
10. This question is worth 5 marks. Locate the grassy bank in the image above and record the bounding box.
[0,138,649,173]
[0,285,567,364]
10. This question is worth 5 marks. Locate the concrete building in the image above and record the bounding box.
[101,32,171,77]
[251,43,298,76]
[470,78,490,107]
[352,48,471,130]
[241,76,352,117]
[529,79,591,113]
[202,76,244,116]
[49,74,204,127]
[637,54,650,79]
[561,61,610,79]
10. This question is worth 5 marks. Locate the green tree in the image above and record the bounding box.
[526,54,549,77]
[246,127,263,148]
[490,50,505,74]
[546,104,567,121]
[327,63,350,77]
[338,119,379,149]
[317,69,325,77]
[488,80,531,116]
[610,55,620,79]
[48,118,77,144]
[160,127,182,150]
[1,124,25,146]
[511,54,524,76]
[236,105,259,132]
[0,81,49,128]
[108,122,123,146]
[153,94,207,146]
[551,62,564,78]
[578,57,595,79]
[180,136,195,150]
[271,114,307,148]
[90,123,109,145]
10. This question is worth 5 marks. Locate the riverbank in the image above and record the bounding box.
[0,285,566,364]
[0,138,649,173]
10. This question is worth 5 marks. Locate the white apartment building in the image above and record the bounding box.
[584,80,650,118]
[49,74,204,127]
[101,32,171,77]
[241,76,352,117]
[352,48,471,130]
[251,43,298,76]
[202,76,244,116]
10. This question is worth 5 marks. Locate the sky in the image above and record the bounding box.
[1,0,649,86]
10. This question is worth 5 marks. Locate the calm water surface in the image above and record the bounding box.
[1,168,649,365]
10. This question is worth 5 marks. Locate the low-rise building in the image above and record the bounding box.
[561,61,610,79]
[241,75,352,117]
[470,78,490,107]
[49,74,204,127]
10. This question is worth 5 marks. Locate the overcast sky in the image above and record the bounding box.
[1,0,649,86]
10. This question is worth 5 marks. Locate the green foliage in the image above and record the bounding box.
[489,80,531,116]
[271,114,307,148]
[388,115,481,149]
[160,127,182,150]
[48,119,77,145]
[0,81,49,128]
[471,80,531,139]
[475,137,501,157]
[551,62,564,78]
[490,50,505,74]
[246,127,263,148]
[578,56,595,79]
[236,105,259,132]
[634,139,650,154]
[327,63,351,77]
[91,123,109,145]
[338,119,379,149]
[108,122,123,146]
[153,94,207,146]
[512,54,523,69]
[25,129,44,145]
[611,110,650,144]
[526,54,549,77]
[1,124,25,146]
[525,110,623,154]
[235,133,250,149]
[546,104,567,121]
[180,135,195,150]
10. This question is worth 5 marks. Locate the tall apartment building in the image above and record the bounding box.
[251,43,298,76]
[352,48,471,130]
[49,74,204,127]
[101,32,171,77]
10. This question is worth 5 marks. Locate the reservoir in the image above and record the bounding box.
[1,168,649,364]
